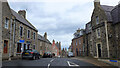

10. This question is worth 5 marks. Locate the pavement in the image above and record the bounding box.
[71,57,111,66]
[2,57,118,68]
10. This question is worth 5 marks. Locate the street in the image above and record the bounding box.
[2,58,100,68]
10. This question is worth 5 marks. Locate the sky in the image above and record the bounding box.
[7,0,119,49]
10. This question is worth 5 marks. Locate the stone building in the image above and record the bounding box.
[2,1,13,60]
[37,33,52,55]
[11,9,38,57]
[85,22,92,56]
[1,1,38,60]
[90,0,120,59]
[71,28,85,57]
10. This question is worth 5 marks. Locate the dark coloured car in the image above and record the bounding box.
[22,49,40,60]
[43,52,52,58]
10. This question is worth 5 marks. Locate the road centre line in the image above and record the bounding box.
[48,63,50,68]
[67,61,79,67]
[50,59,54,62]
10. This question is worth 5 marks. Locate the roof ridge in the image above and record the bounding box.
[11,9,38,31]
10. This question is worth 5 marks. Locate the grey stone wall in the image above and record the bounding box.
[0,1,2,67]
[2,2,13,59]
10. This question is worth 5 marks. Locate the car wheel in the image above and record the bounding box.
[33,56,36,60]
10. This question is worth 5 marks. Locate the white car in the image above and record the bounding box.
[68,52,74,57]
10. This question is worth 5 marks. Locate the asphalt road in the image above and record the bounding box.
[2,58,102,68]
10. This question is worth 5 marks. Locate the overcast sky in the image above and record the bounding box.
[8,0,119,49]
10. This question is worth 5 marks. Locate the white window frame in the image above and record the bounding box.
[79,39,81,45]
[5,18,9,29]
[76,40,77,46]
[96,16,99,24]
[96,28,101,38]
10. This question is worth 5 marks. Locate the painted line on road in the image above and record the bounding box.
[67,61,79,67]
[50,59,54,62]
[48,63,50,68]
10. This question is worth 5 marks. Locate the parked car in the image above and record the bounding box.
[43,52,52,58]
[22,49,40,60]
[67,52,74,57]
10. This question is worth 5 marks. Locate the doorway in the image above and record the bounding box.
[4,40,8,53]
[97,44,101,58]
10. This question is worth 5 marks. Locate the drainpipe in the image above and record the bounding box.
[105,20,110,58]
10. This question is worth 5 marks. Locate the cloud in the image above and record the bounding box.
[8,0,119,49]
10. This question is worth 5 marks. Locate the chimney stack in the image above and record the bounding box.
[44,32,47,39]
[94,0,100,7]
[77,28,80,33]
[18,10,26,18]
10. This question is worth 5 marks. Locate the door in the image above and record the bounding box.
[98,44,101,57]
[17,43,22,53]
[24,44,26,52]
[76,48,78,56]
[4,40,8,53]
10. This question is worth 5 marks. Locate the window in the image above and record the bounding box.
[76,40,77,46]
[5,18,9,29]
[33,32,36,39]
[20,26,23,36]
[96,28,100,38]
[33,45,35,49]
[96,16,99,24]
[27,30,30,38]
[79,40,81,45]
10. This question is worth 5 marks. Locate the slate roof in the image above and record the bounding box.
[11,9,38,31]
[38,34,51,44]
[101,5,114,22]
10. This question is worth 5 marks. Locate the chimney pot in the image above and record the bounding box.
[18,10,26,18]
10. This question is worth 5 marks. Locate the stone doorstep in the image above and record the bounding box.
[71,57,111,66]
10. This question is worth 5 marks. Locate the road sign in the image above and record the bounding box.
[19,40,25,43]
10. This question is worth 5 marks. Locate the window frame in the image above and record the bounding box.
[4,17,9,29]
[96,28,101,38]
[19,25,23,37]
[27,29,31,39]
[96,16,99,24]
[33,32,36,40]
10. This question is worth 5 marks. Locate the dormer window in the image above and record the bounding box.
[96,16,99,24]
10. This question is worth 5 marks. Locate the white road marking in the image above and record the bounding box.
[67,61,79,67]
[48,63,50,68]
[50,59,54,62]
